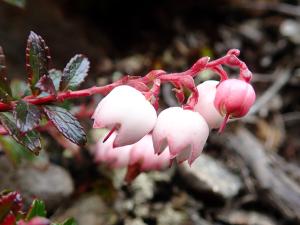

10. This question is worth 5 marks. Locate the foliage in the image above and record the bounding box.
[0,32,89,155]
[2,0,25,8]
[0,191,77,225]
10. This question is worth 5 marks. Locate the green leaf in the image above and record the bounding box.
[43,105,86,146]
[0,136,34,166]
[3,0,25,8]
[59,218,78,225]
[0,113,42,155]
[0,47,12,102]
[10,79,31,99]
[26,31,51,96]
[35,74,56,96]
[14,100,41,132]
[49,69,62,91]
[26,199,46,221]
[60,55,90,91]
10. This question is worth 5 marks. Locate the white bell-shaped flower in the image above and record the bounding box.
[92,85,157,147]
[152,107,209,165]
[194,80,223,129]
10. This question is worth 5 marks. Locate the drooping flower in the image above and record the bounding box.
[94,131,132,168]
[128,134,170,171]
[92,85,157,147]
[152,107,209,165]
[194,80,223,129]
[214,79,256,131]
[94,131,171,171]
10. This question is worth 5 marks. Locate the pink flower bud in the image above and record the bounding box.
[214,79,256,118]
[214,79,256,132]
[92,85,157,147]
[194,80,223,129]
[152,107,209,165]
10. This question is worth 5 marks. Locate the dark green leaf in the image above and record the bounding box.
[0,47,12,102]
[0,113,41,155]
[0,136,34,166]
[26,31,51,95]
[3,0,25,8]
[49,69,62,91]
[14,100,41,132]
[60,54,90,91]
[43,105,86,146]
[35,74,56,96]
[26,199,46,221]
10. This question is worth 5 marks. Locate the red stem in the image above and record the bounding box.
[0,49,251,113]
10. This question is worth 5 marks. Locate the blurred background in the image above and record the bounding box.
[0,0,300,225]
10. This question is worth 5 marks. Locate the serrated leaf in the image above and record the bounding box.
[0,47,12,102]
[60,54,90,91]
[14,100,41,132]
[26,199,46,221]
[0,113,41,155]
[49,69,62,91]
[26,31,51,96]
[3,0,25,8]
[43,105,86,146]
[35,74,56,96]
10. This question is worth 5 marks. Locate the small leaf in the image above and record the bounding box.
[60,218,78,225]
[10,79,31,99]
[0,136,34,166]
[3,0,25,8]
[43,105,86,146]
[0,113,42,154]
[26,199,46,221]
[14,100,41,132]
[60,54,90,91]
[0,46,12,102]
[35,74,56,96]
[0,192,22,223]
[49,69,62,91]
[26,31,51,95]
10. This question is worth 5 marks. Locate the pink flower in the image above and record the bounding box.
[92,85,157,147]
[214,79,256,132]
[94,131,132,168]
[194,80,223,129]
[94,131,171,171]
[18,217,50,225]
[129,135,170,171]
[152,107,209,165]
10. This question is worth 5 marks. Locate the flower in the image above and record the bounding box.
[152,107,209,165]
[94,131,132,168]
[94,131,171,171]
[214,79,256,132]
[129,135,170,171]
[18,217,50,225]
[92,85,157,147]
[194,80,223,129]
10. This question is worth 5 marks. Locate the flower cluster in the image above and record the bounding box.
[91,49,256,177]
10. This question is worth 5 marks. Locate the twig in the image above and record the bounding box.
[217,127,300,221]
